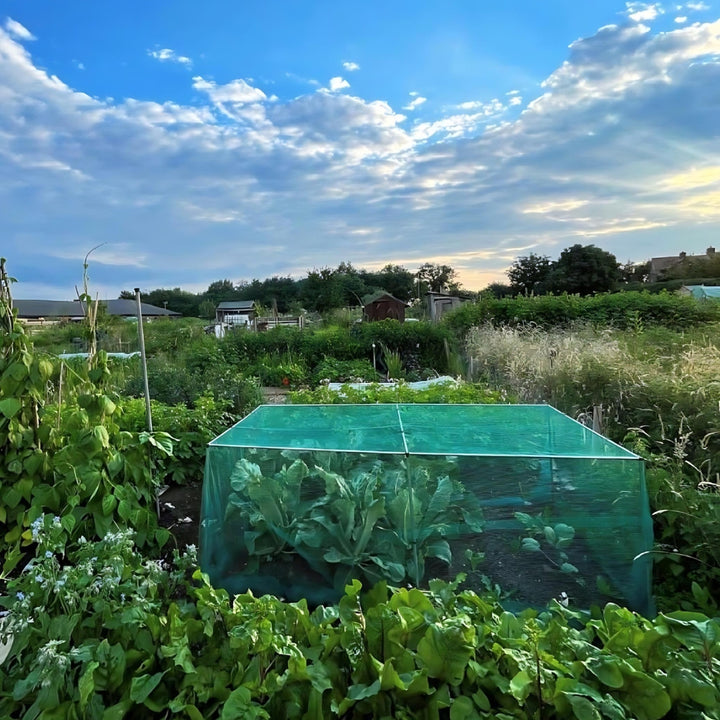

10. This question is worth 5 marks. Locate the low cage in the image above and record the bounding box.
[200,404,653,614]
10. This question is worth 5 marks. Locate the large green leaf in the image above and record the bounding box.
[417,620,475,686]
[129,672,165,703]
[585,655,624,689]
[567,695,602,720]
[0,397,21,419]
[221,686,269,719]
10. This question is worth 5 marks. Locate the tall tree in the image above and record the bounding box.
[120,287,202,316]
[205,279,239,304]
[506,253,552,295]
[361,264,416,301]
[545,244,620,295]
[417,263,458,293]
[236,276,299,313]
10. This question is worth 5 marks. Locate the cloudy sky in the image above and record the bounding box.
[2,1,719,299]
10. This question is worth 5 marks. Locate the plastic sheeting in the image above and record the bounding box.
[200,404,653,613]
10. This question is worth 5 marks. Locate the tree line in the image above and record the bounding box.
[496,243,720,298]
[123,243,715,317]
[120,262,461,318]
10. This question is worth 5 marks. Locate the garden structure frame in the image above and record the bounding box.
[200,404,653,614]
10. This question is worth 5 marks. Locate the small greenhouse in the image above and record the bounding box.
[200,404,653,614]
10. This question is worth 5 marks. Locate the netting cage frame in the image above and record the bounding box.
[200,403,654,615]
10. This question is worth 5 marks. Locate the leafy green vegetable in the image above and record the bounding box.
[225,451,484,597]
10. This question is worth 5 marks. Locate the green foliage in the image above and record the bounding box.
[516,513,581,581]
[244,352,309,388]
[382,344,405,379]
[225,452,485,595]
[546,244,621,295]
[290,379,508,405]
[0,280,171,573]
[121,325,263,414]
[507,253,552,295]
[418,262,460,293]
[464,321,720,609]
[312,357,379,384]
[446,291,720,336]
[116,395,234,485]
[221,320,455,383]
[626,430,720,612]
[3,530,720,719]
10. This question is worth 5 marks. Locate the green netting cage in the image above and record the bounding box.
[200,404,654,614]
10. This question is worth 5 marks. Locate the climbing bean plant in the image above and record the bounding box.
[0,258,171,575]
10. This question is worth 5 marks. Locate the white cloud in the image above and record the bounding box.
[342,61,360,71]
[686,2,709,10]
[523,199,589,215]
[285,72,321,87]
[328,76,350,92]
[4,18,35,41]
[148,48,192,66]
[625,2,664,22]
[403,96,426,111]
[2,15,720,296]
[675,15,688,22]
[192,76,267,103]
[455,98,506,115]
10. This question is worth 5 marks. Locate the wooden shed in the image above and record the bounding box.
[362,292,408,322]
[215,300,257,325]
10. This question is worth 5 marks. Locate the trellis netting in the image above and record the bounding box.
[200,404,653,614]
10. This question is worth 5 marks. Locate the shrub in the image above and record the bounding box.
[445,291,720,336]
[221,321,456,383]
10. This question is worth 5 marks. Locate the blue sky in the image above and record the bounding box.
[2,1,719,299]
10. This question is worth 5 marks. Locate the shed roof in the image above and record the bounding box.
[216,300,256,310]
[362,291,408,306]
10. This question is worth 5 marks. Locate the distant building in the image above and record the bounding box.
[648,247,716,282]
[679,285,720,300]
[14,299,179,323]
[426,292,466,322]
[215,300,257,326]
[362,292,408,322]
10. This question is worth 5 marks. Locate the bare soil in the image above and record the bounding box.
[158,482,202,550]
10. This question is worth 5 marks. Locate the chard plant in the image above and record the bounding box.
[3,531,720,720]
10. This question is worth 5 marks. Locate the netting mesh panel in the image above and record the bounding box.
[200,404,653,613]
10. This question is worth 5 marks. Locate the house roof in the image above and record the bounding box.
[216,300,256,311]
[682,285,720,300]
[14,299,180,318]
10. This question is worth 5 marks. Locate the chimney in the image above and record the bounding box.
[707,246,716,257]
